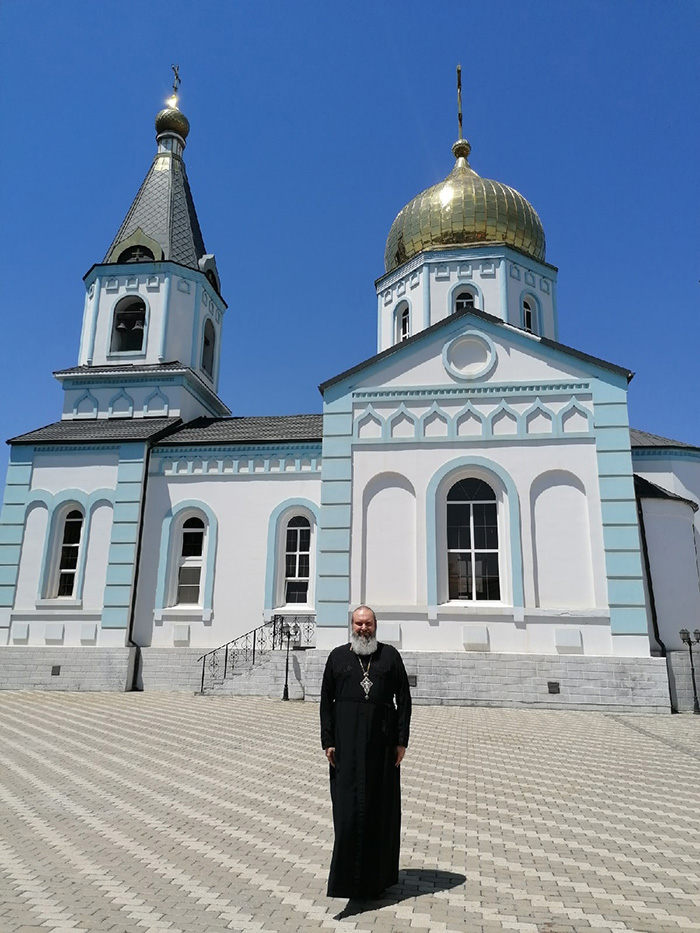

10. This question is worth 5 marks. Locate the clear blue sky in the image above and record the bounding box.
[1,0,698,477]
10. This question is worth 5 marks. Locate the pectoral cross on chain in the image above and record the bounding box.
[360,672,373,699]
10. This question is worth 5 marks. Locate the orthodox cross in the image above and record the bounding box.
[457,63,463,141]
[171,63,181,96]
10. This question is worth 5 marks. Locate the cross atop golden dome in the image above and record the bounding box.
[384,67,545,273]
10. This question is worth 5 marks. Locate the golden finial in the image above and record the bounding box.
[452,63,471,161]
[167,63,181,109]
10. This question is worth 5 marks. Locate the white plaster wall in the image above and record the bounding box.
[86,276,169,367]
[132,471,322,649]
[362,324,592,392]
[642,498,700,650]
[634,459,700,540]
[61,383,212,421]
[14,504,48,608]
[82,504,113,611]
[531,472,595,608]
[377,254,556,352]
[164,285,198,368]
[362,473,416,606]
[349,438,607,619]
[31,451,119,494]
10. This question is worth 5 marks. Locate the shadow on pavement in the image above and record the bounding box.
[333,868,467,919]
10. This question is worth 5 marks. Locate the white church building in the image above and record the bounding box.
[1,92,698,711]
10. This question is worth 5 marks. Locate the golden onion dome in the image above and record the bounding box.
[384,138,545,273]
[155,105,190,140]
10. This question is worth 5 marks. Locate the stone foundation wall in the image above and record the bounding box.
[0,645,674,712]
[0,647,136,691]
[304,651,671,713]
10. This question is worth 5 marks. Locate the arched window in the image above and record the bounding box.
[284,516,311,604]
[201,319,216,377]
[111,296,146,352]
[446,478,500,600]
[54,509,84,598]
[176,517,205,604]
[523,299,534,333]
[394,303,410,344]
[454,290,476,314]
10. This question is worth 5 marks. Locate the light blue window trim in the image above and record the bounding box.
[376,297,383,353]
[519,290,541,333]
[31,488,115,602]
[264,498,321,619]
[154,499,218,621]
[106,293,151,360]
[448,279,484,314]
[425,457,523,608]
[158,274,171,362]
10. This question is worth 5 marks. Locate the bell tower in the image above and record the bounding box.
[62,73,230,424]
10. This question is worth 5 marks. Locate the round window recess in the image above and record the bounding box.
[443,332,497,381]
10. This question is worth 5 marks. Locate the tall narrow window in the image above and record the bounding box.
[111,297,146,352]
[201,319,216,377]
[176,517,205,604]
[394,303,410,344]
[55,510,83,597]
[447,478,500,601]
[285,516,310,603]
[454,290,476,314]
[523,300,534,333]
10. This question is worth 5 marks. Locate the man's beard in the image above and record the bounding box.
[351,632,378,656]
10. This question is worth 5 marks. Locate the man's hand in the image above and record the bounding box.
[325,747,336,767]
[395,746,406,767]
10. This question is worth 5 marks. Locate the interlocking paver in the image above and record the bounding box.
[0,694,699,932]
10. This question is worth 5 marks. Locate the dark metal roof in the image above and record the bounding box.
[629,427,699,451]
[54,361,187,377]
[634,474,699,511]
[104,151,206,270]
[157,414,323,446]
[8,418,181,446]
[319,307,633,393]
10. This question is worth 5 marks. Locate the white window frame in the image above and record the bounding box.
[47,506,85,599]
[167,512,208,608]
[453,288,477,315]
[275,511,315,610]
[436,473,508,606]
[394,302,410,344]
[446,479,500,602]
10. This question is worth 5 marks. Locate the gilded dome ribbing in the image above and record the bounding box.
[384,138,545,272]
[155,106,190,139]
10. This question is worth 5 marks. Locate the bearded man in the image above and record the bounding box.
[320,605,412,899]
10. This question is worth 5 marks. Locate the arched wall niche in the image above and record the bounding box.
[361,472,416,606]
[530,470,595,609]
[14,502,48,608]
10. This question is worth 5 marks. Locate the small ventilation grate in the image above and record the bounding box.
[407,674,417,687]
[51,665,61,676]
[547,681,560,694]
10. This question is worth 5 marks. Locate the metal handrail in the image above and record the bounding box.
[196,614,315,694]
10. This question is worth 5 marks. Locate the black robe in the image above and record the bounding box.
[320,642,412,898]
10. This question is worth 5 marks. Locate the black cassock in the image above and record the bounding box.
[320,642,412,898]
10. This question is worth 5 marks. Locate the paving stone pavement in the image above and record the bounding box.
[1,694,699,933]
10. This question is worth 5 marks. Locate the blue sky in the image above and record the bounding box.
[1,0,698,477]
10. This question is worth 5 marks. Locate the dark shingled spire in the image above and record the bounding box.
[104,97,206,270]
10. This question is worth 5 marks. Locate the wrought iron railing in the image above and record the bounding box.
[196,614,315,694]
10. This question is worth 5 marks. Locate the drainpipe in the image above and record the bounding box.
[635,493,675,712]
[126,441,153,691]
